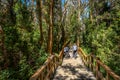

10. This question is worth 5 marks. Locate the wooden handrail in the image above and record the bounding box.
[78,48,88,65]
[96,59,120,80]
[29,40,70,80]
[29,55,59,80]
[78,48,120,80]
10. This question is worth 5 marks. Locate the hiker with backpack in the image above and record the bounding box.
[72,43,78,58]
[64,46,70,58]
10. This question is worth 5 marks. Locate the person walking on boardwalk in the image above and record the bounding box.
[64,46,70,58]
[72,43,78,58]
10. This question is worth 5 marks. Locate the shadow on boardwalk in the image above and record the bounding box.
[53,63,95,80]
[52,54,96,80]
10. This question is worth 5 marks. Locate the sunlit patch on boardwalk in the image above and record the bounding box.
[52,52,96,80]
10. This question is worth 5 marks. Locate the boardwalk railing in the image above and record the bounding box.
[78,48,120,80]
[29,40,70,80]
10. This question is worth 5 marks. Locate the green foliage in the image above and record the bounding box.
[18,56,33,80]
[0,0,49,79]
[82,1,120,75]
[0,70,10,80]
[36,51,48,66]
[107,53,120,75]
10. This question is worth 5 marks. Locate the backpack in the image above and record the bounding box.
[73,45,77,51]
[64,47,69,52]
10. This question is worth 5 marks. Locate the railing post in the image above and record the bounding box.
[88,54,92,70]
[89,54,91,70]
[87,55,90,69]
[85,57,86,65]
[86,55,88,67]
[54,57,56,69]
[40,71,43,80]
[96,57,100,80]
[57,56,59,67]
[60,50,64,65]
[91,53,94,71]
[106,72,110,80]
[52,58,54,74]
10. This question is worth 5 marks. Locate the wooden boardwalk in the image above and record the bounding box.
[53,51,96,80]
[30,46,120,80]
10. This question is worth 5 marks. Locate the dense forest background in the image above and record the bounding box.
[0,0,120,79]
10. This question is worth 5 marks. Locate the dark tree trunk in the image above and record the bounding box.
[0,26,8,68]
[8,0,16,25]
[48,0,54,55]
[36,0,43,47]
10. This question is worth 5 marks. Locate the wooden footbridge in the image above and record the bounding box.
[30,41,120,80]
